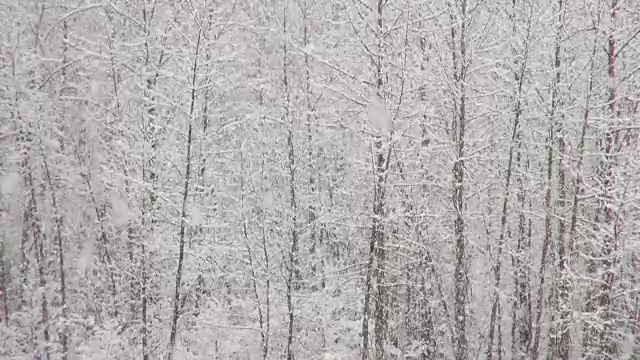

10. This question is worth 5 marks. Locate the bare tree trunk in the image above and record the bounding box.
[362,224,375,360]
[27,163,51,358]
[52,18,71,360]
[257,92,271,360]
[279,6,300,360]
[241,147,270,360]
[363,138,390,360]
[371,1,390,358]
[40,142,67,359]
[583,2,620,358]
[0,244,7,324]
[486,9,531,356]
[140,236,149,360]
[599,2,620,356]
[140,3,166,357]
[413,34,441,358]
[193,6,214,251]
[300,0,323,291]
[548,1,570,358]
[449,1,468,359]
[166,26,201,360]
[530,67,554,360]
[18,131,31,312]
[397,148,443,358]
[80,167,118,309]
[261,167,272,359]
[554,123,570,360]
[530,1,564,356]
[372,148,388,360]
[104,7,140,331]
[566,21,597,360]
[285,127,299,360]
[244,231,267,358]
[511,142,532,360]
[361,1,391,358]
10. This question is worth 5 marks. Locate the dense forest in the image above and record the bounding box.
[1,0,639,359]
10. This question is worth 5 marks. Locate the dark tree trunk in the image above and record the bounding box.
[167,26,201,360]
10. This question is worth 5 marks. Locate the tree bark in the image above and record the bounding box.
[27,161,51,358]
[0,249,7,324]
[40,142,68,359]
[361,1,391,358]
[166,26,201,360]
[281,5,300,360]
[549,1,570,358]
[449,1,469,359]
[583,2,620,357]
[486,8,530,356]
[530,1,564,356]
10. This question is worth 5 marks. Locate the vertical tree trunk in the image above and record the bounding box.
[554,112,571,355]
[599,2,619,355]
[80,168,118,309]
[372,146,388,360]
[25,158,51,358]
[530,52,554,360]
[0,244,7,324]
[584,2,620,357]
[140,3,165,356]
[55,18,71,360]
[415,34,440,358]
[282,5,301,357]
[498,3,534,359]
[40,144,67,359]
[512,111,534,359]
[18,129,31,312]
[285,121,299,360]
[361,1,391,358]
[567,25,596,360]
[511,140,532,360]
[261,163,272,359]
[301,1,322,291]
[549,1,570,358]
[34,206,50,360]
[372,2,389,358]
[530,1,564,356]
[554,123,570,360]
[166,26,201,360]
[104,7,139,329]
[486,10,530,355]
[449,1,468,359]
[363,130,390,360]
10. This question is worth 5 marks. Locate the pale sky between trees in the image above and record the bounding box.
[1,0,639,359]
